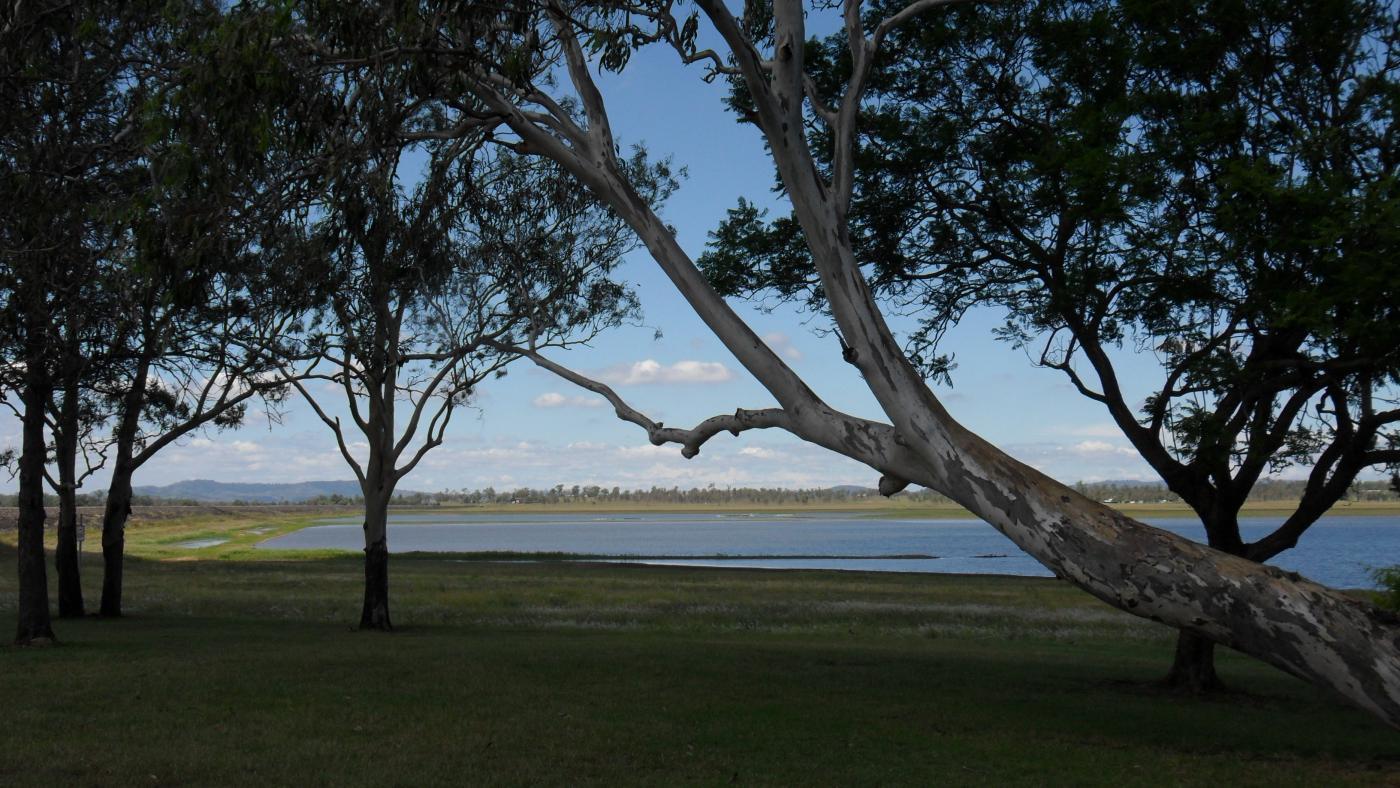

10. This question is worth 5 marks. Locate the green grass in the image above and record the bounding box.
[1,543,1398,786]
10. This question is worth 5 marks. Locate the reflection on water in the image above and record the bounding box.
[256,511,1399,589]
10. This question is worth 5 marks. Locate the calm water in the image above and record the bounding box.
[256,511,1400,589]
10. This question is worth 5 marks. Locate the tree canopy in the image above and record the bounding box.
[701,0,1400,684]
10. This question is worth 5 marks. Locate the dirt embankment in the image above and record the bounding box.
[0,504,360,531]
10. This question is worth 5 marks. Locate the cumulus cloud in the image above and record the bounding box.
[762,332,804,362]
[532,392,604,409]
[594,359,734,385]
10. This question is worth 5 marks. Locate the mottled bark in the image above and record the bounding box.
[15,365,56,645]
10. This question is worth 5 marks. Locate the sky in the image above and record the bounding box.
[0,13,1250,495]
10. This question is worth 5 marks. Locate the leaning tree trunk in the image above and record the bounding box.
[1162,516,1247,693]
[54,382,85,618]
[15,366,56,645]
[99,355,150,618]
[807,233,1400,725]
[479,15,1400,725]
[359,489,392,631]
[596,154,1400,724]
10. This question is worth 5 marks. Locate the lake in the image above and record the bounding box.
[256,511,1400,589]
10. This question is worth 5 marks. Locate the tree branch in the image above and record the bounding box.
[487,339,792,457]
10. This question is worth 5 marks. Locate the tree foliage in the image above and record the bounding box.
[703,0,1400,556]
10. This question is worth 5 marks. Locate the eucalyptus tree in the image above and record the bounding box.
[700,0,1400,691]
[285,94,647,629]
[0,158,124,620]
[331,0,1400,724]
[284,19,654,628]
[85,2,333,618]
[0,0,158,643]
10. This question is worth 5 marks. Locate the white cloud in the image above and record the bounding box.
[1069,440,1139,457]
[594,359,734,385]
[1047,423,1125,439]
[762,332,804,362]
[1001,439,1153,483]
[532,392,605,409]
[738,446,778,459]
[614,444,680,459]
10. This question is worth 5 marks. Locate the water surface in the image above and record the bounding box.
[257,510,1400,589]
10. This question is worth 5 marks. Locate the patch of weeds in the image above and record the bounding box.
[1368,565,1400,611]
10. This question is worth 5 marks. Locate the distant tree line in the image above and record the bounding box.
[1071,480,1399,505]
[8,479,1395,511]
[437,484,952,506]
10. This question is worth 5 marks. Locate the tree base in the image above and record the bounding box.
[358,538,392,631]
[14,630,57,647]
[358,608,393,631]
[1163,630,1225,694]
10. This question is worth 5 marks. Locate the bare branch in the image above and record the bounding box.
[488,339,792,457]
[283,370,366,487]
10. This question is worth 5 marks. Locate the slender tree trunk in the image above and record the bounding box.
[359,489,392,631]
[99,468,133,618]
[54,380,84,618]
[15,363,56,645]
[55,476,84,618]
[100,354,150,619]
[358,314,396,632]
[1166,632,1221,692]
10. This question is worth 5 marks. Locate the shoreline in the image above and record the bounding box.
[3,498,1398,532]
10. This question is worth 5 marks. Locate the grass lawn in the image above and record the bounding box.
[2,519,1398,786]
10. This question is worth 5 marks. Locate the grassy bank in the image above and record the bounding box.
[1,546,1398,785]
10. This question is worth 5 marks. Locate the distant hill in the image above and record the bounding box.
[828,485,879,495]
[132,479,370,503]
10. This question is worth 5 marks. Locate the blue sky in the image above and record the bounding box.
[2,17,1190,494]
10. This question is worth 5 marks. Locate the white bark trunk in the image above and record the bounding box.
[454,1,1400,727]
